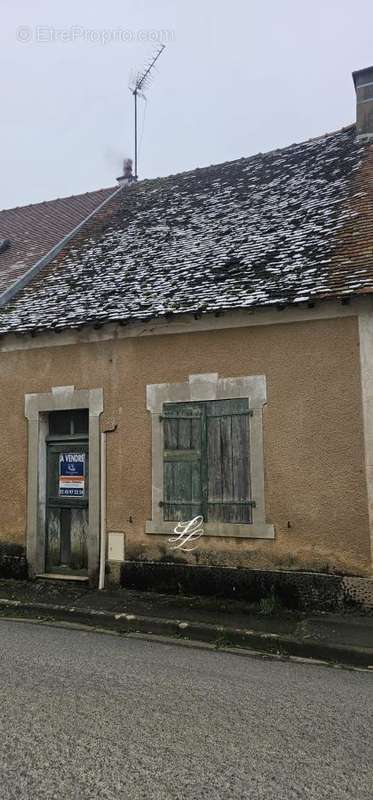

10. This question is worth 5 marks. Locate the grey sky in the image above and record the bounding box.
[1,0,372,210]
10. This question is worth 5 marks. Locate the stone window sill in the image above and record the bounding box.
[145,520,275,539]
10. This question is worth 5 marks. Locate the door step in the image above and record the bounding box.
[36,573,89,583]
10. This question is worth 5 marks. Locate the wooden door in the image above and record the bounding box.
[46,442,89,573]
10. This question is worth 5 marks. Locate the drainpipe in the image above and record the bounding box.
[99,431,107,590]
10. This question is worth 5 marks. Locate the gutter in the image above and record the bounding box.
[0,184,125,309]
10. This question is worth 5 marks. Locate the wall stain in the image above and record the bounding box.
[0,542,27,579]
[120,560,370,612]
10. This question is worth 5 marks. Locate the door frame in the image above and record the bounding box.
[25,386,103,580]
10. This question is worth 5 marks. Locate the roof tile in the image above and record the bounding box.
[0,187,115,294]
[0,125,372,335]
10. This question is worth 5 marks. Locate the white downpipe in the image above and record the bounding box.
[99,431,107,590]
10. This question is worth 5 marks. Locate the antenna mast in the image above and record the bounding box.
[130,44,165,180]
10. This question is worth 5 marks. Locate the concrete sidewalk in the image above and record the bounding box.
[0,579,372,668]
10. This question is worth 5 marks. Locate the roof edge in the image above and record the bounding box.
[0,186,116,215]
[0,184,125,310]
[0,295,369,349]
[133,124,357,190]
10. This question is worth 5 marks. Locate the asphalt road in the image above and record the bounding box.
[0,620,372,799]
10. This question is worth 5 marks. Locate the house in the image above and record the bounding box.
[1,66,373,609]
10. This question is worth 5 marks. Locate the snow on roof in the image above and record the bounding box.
[0,124,372,336]
[0,186,116,298]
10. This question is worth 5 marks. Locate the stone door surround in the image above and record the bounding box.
[25,386,103,578]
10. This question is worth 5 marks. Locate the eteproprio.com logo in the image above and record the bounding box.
[16,25,175,45]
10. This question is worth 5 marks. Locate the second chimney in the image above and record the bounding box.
[353,66,373,140]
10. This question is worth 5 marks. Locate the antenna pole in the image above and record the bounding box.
[130,44,165,181]
[134,88,138,180]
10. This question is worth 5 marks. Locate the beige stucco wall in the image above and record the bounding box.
[0,315,370,576]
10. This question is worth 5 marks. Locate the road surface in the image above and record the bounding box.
[0,619,372,799]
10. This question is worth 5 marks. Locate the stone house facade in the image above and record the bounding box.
[1,67,373,609]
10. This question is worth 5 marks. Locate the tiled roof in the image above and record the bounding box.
[1,124,373,336]
[0,186,115,295]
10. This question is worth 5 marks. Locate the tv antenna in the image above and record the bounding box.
[129,44,165,181]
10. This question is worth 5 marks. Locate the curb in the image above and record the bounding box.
[0,598,372,668]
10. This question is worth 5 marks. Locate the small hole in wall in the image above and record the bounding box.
[128,515,133,523]
[287,521,291,529]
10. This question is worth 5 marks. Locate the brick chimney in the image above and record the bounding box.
[353,66,373,140]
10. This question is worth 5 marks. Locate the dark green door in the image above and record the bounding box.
[46,440,89,574]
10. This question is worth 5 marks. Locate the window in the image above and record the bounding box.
[48,409,89,437]
[146,373,274,539]
[162,399,253,523]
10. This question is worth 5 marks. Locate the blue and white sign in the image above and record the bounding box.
[59,453,85,497]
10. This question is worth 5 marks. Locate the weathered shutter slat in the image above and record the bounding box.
[175,459,193,520]
[164,412,178,521]
[163,416,178,450]
[191,417,200,450]
[178,416,191,450]
[220,414,235,523]
[231,411,251,522]
[207,414,223,521]
[164,460,176,520]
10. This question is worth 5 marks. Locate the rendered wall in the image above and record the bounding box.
[0,315,370,577]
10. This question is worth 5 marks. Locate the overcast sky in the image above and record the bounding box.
[1,0,372,209]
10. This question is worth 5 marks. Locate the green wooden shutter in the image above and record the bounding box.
[162,398,252,524]
[206,398,252,523]
[162,402,203,521]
